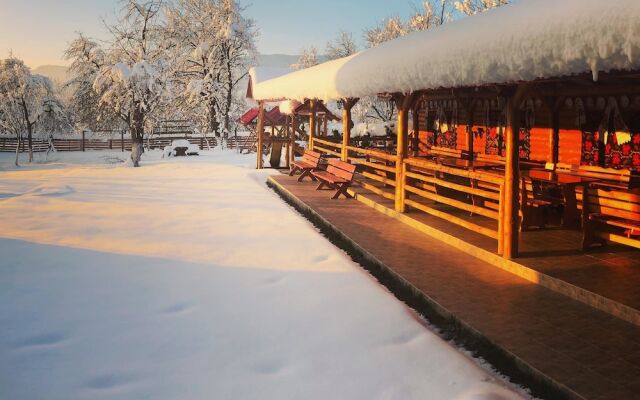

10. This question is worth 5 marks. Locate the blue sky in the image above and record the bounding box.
[0,0,422,67]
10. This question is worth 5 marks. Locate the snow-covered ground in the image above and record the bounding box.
[0,149,527,400]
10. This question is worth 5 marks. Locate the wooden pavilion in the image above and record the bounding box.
[249,0,640,261]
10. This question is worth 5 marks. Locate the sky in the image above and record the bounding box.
[0,0,423,68]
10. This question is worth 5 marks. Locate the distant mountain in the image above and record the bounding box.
[33,65,70,84]
[255,54,299,68]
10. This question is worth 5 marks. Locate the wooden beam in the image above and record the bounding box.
[308,99,317,151]
[394,93,413,212]
[341,98,358,161]
[412,102,420,156]
[503,85,529,258]
[256,101,265,169]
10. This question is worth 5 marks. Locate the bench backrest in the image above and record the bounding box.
[326,158,356,181]
[303,150,322,167]
[555,163,631,189]
[431,146,462,158]
[584,186,640,221]
[476,153,506,164]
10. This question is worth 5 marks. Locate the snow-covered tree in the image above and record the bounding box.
[408,1,452,31]
[93,0,171,166]
[64,33,121,131]
[454,0,509,15]
[364,17,407,48]
[166,0,256,137]
[291,46,319,70]
[325,31,358,61]
[0,57,63,165]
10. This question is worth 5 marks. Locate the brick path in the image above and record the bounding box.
[270,174,640,400]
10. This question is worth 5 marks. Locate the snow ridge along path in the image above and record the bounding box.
[0,150,526,400]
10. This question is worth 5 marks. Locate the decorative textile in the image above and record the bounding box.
[581,131,600,166]
[485,127,502,155]
[434,104,457,149]
[600,98,631,169]
[437,130,458,149]
[519,128,531,159]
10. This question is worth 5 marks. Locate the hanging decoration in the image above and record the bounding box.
[434,102,457,149]
[601,97,633,169]
[579,97,600,166]
[518,99,535,160]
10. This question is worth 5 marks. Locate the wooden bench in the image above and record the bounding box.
[431,146,465,160]
[582,186,640,250]
[554,163,632,190]
[311,159,356,199]
[289,150,321,182]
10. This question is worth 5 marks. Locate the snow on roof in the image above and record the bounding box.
[246,67,292,100]
[252,0,640,102]
[279,100,302,115]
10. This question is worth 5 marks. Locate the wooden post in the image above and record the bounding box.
[256,101,265,169]
[341,98,357,162]
[121,130,125,152]
[309,99,317,151]
[395,93,414,213]
[550,98,560,166]
[503,86,527,259]
[323,114,328,137]
[81,131,86,152]
[412,104,420,156]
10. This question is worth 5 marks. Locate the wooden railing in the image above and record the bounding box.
[403,157,505,252]
[346,145,398,201]
[312,138,342,158]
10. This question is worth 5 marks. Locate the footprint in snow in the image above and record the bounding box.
[252,360,285,375]
[85,373,135,391]
[261,275,285,286]
[28,185,75,197]
[161,302,194,315]
[312,254,330,264]
[388,330,423,346]
[15,332,66,350]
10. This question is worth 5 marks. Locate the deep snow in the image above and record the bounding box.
[0,149,526,400]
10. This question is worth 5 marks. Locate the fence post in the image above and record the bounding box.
[81,131,86,152]
[200,137,204,150]
[121,130,125,152]
[109,139,112,149]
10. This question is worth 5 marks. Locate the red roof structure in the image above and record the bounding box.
[238,108,259,126]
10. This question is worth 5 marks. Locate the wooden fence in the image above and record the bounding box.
[0,136,216,153]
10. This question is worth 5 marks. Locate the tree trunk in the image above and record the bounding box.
[208,99,219,138]
[27,126,33,163]
[14,133,21,167]
[20,98,33,163]
[130,106,145,167]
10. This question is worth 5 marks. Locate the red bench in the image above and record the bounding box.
[289,150,321,182]
[311,159,356,199]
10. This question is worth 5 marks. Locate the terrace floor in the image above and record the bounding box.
[268,173,640,400]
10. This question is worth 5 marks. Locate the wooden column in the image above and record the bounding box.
[503,86,527,259]
[322,114,328,137]
[340,98,359,161]
[256,101,265,169]
[394,93,415,213]
[550,97,560,166]
[308,99,317,151]
[412,104,420,156]
[285,115,291,168]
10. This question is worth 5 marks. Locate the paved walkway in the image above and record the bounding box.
[270,174,640,400]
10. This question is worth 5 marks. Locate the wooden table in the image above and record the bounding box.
[437,156,502,171]
[524,169,600,228]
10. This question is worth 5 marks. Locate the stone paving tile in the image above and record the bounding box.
[272,175,640,400]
